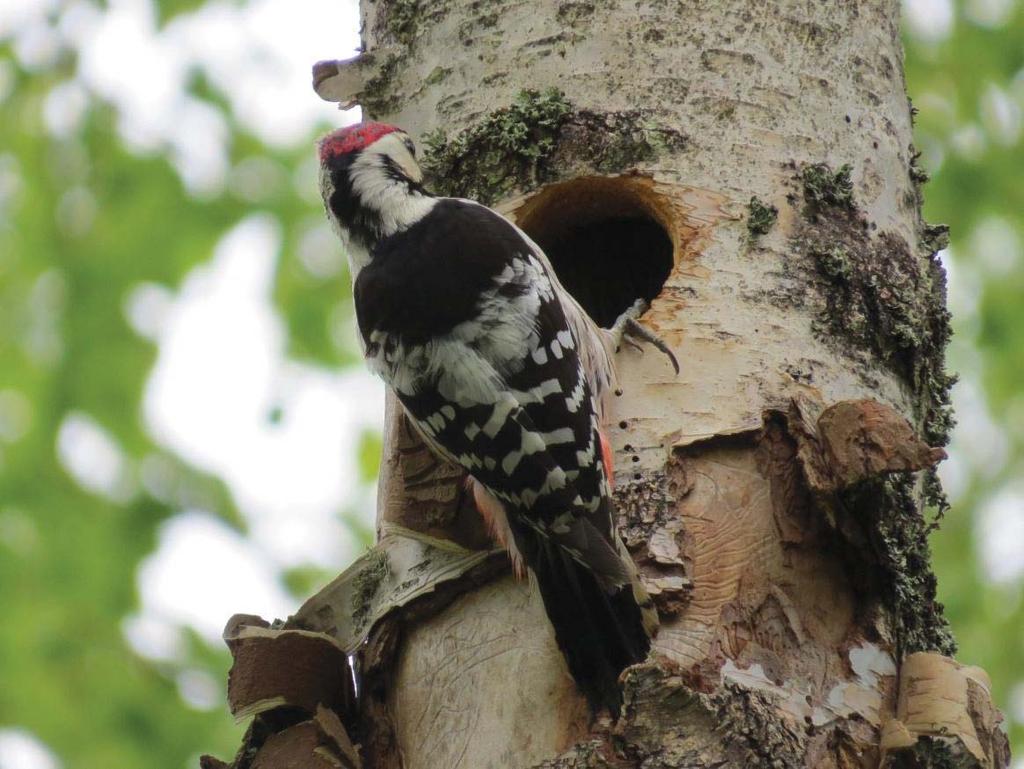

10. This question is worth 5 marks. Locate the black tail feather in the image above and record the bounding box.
[527,534,651,717]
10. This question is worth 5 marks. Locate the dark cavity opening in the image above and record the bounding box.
[515,178,675,328]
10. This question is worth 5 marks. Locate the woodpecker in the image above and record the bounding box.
[318,121,675,715]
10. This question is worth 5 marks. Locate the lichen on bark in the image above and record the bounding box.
[884,736,987,769]
[747,196,778,236]
[420,89,686,205]
[351,549,391,627]
[421,88,572,203]
[360,54,403,116]
[790,161,956,513]
[383,0,421,43]
[800,162,855,210]
[839,474,955,656]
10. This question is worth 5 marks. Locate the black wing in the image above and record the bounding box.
[354,198,651,713]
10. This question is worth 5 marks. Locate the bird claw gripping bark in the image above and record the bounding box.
[609,299,680,374]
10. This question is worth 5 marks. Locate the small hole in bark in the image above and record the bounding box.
[618,420,628,429]
[514,176,676,327]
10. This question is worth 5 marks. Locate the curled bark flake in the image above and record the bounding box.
[223,617,354,721]
[817,400,946,489]
[777,397,945,495]
[770,398,954,655]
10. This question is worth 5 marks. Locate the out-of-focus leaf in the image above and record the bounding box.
[0,24,362,764]
[356,429,383,485]
[282,565,336,598]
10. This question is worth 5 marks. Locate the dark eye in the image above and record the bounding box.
[403,137,416,157]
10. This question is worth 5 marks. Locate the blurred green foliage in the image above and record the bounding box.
[0,4,364,764]
[1,53,234,769]
[0,1,1020,767]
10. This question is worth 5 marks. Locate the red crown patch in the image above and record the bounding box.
[319,122,402,162]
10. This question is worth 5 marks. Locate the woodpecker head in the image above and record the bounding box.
[319,122,422,182]
[318,122,431,253]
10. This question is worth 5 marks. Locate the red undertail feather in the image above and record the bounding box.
[468,477,526,578]
[599,429,614,487]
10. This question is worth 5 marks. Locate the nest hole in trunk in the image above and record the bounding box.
[513,176,676,328]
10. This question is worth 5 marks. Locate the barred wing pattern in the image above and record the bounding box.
[354,199,651,714]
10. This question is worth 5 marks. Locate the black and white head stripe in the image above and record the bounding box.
[319,129,434,272]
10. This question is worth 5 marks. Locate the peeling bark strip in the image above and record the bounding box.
[203,1,1008,767]
[881,653,1011,769]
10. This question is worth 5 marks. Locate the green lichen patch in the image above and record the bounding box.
[421,89,686,205]
[909,146,930,185]
[424,66,451,86]
[921,222,949,254]
[369,0,455,78]
[549,110,686,176]
[804,222,946,389]
[882,734,1005,769]
[793,205,955,477]
[360,53,403,117]
[421,88,572,204]
[801,162,855,209]
[556,0,596,24]
[814,245,852,282]
[840,475,955,657]
[351,549,391,628]
[378,0,422,44]
[747,196,778,236]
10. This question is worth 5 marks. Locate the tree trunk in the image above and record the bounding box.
[207,2,1011,768]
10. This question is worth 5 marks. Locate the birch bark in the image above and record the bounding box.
[209,2,1011,768]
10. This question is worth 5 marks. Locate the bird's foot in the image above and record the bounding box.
[609,299,679,374]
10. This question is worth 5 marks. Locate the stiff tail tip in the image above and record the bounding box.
[530,537,655,718]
